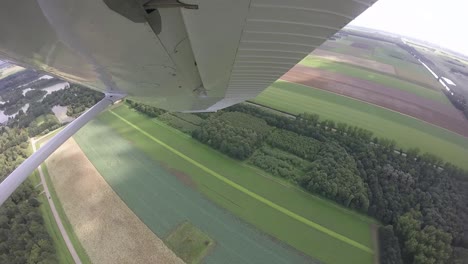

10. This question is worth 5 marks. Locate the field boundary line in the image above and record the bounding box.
[109,110,373,254]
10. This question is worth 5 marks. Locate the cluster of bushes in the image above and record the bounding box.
[219,112,273,137]
[266,130,320,161]
[126,99,166,117]
[249,146,309,180]
[192,111,273,160]
[192,118,264,160]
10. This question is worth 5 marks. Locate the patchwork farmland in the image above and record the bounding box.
[249,31,468,170]
[72,105,377,264]
[282,64,468,137]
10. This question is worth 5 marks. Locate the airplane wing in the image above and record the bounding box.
[0,0,375,112]
[0,0,375,205]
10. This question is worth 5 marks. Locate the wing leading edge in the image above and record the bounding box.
[0,0,375,112]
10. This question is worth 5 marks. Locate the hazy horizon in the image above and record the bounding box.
[350,0,468,56]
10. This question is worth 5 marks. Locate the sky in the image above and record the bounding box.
[350,0,468,55]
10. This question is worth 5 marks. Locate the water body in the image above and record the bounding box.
[38,75,53,80]
[42,82,69,95]
[22,88,32,96]
[52,105,74,123]
[0,103,29,124]
[74,119,317,264]
[1,82,69,124]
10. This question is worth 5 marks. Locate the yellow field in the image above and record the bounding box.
[45,138,183,264]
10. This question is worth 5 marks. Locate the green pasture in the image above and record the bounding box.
[73,104,376,264]
[253,81,468,170]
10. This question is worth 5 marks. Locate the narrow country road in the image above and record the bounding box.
[31,135,82,264]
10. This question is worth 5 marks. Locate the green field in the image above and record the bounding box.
[299,57,449,104]
[73,104,376,264]
[166,221,214,264]
[253,81,468,170]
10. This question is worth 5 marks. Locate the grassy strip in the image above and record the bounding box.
[109,109,373,254]
[299,56,449,104]
[29,137,77,264]
[39,164,92,264]
[31,171,75,264]
[35,134,91,264]
[253,81,468,170]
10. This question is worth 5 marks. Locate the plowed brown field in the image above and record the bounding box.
[282,65,468,137]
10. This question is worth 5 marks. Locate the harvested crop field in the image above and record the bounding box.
[312,49,396,75]
[45,138,183,264]
[282,65,468,137]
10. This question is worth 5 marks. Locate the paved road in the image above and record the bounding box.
[31,135,82,264]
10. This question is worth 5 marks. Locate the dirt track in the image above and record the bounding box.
[282,65,468,137]
[45,138,183,264]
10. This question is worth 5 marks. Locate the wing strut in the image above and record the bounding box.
[0,93,125,206]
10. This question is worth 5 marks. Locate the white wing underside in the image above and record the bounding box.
[0,0,374,112]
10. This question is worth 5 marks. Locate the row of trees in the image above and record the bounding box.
[249,146,308,180]
[127,100,166,117]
